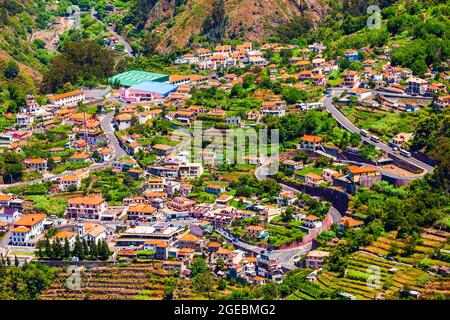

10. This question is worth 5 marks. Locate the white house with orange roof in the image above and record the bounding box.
[277,191,297,206]
[127,203,158,222]
[300,135,324,151]
[78,222,107,244]
[23,158,48,172]
[66,196,107,220]
[48,90,85,107]
[52,230,77,248]
[305,250,330,268]
[10,213,46,246]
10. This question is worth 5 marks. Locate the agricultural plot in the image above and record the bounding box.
[40,263,191,300]
[363,229,449,267]
[314,251,433,300]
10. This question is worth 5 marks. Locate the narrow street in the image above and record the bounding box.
[99,111,128,160]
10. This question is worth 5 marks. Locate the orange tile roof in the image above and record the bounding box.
[53,230,76,239]
[68,196,105,205]
[0,194,12,201]
[169,75,189,82]
[49,90,83,101]
[70,153,90,160]
[301,135,323,143]
[305,215,320,221]
[247,225,263,231]
[179,233,199,242]
[14,214,46,227]
[348,165,377,175]
[128,203,157,214]
[11,226,31,233]
[208,242,221,248]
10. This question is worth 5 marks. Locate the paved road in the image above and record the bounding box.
[90,9,133,57]
[323,95,434,174]
[329,87,434,100]
[99,111,127,160]
[0,112,126,191]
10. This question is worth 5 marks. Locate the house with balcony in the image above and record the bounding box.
[300,135,324,151]
[66,196,107,220]
[406,77,428,95]
[305,250,330,269]
[127,203,158,222]
[205,184,224,195]
[24,158,48,172]
[167,197,195,212]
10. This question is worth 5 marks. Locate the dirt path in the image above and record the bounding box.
[30,16,71,51]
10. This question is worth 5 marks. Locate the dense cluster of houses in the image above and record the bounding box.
[175,43,268,70]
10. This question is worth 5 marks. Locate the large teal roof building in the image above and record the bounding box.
[109,70,169,87]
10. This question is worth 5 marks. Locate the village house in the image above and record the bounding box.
[211,247,234,264]
[167,197,195,212]
[343,70,359,88]
[406,77,428,95]
[10,213,46,247]
[127,203,158,222]
[305,250,330,269]
[261,100,286,117]
[78,222,107,244]
[205,184,224,195]
[52,230,77,248]
[178,233,200,251]
[245,225,265,239]
[347,165,381,189]
[66,196,107,220]
[282,160,303,171]
[48,90,85,107]
[24,158,48,172]
[277,191,297,206]
[70,153,90,163]
[302,215,323,230]
[304,173,324,185]
[338,216,365,231]
[300,135,324,151]
[344,49,360,61]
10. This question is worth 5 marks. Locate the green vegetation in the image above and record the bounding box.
[25,195,68,217]
[36,237,112,261]
[0,261,55,300]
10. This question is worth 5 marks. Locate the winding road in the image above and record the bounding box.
[0,112,127,191]
[323,92,434,174]
[90,9,134,57]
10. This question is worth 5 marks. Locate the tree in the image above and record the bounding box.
[14,255,19,267]
[44,238,52,259]
[190,257,208,277]
[98,240,111,261]
[89,241,98,259]
[163,287,174,300]
[63,239,71,259]
[72,236,85,260]
[192,271,215,300]
[3,60,19,80]
[51,240,63,260]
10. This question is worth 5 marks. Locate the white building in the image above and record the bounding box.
[10,213,46,246]
[48,90,85,107]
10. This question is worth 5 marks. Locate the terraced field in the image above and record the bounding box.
[314,251,434,300]
[40,263,192,300]
[363,228,449,267]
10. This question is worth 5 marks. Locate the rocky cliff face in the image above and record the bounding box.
[139,0,333,52]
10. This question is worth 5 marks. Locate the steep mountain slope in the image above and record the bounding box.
[134,0,334,52]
